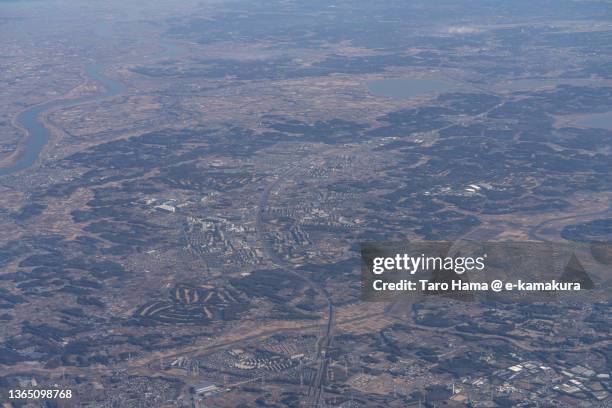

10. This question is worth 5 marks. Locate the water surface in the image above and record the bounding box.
[0,65,126,176]
[499,78,601,92]
[575,112,612,130]
[0,19,187,177]
[367,77,455,99]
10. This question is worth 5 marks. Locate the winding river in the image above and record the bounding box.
[0,65,126,177]
[0,26,191,178]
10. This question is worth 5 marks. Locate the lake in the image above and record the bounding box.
[575,112,612,130]
[367,77,455,99]
[499,78,602,92]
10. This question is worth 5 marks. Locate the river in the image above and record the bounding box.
[0,65,126,176]
[0,14,190,178]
